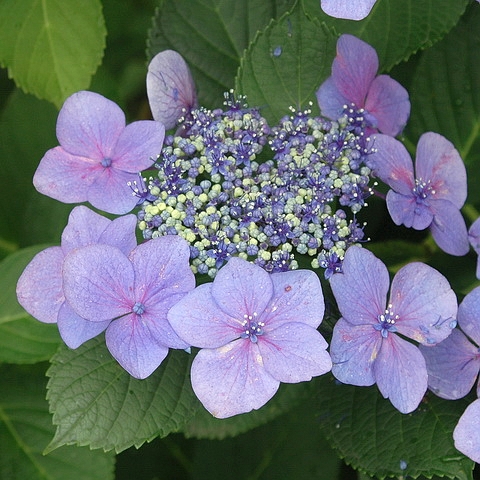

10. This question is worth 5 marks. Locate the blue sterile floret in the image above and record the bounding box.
[137,92,374,277]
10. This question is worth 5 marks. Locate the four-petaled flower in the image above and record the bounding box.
[167,257,332,418]
[33,91,165,214]
[316,34,410,137]
[16,206,138,348]
[320,0,377,20]
[329,246,457,413]
[370,132,469,256]
[62,235,195,379]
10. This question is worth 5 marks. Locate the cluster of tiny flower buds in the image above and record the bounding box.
[137,93,374,278]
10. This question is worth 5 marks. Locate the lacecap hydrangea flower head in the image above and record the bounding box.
[167,257,332,418]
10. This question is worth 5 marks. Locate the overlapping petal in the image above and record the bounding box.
[420,329,480,400]
[330,319,378,386]
[386,190,432,229]
[453,399,480,463]
[458,287,480,346]
[373,333,428,414]
[390,262,457,345]
[168,284,241,348]
[147,50,197,130]
[106,314,170,379]
[263,270,325,329]
[330,246,388,326]
[211,257,273,321]
[190,340,280,418]
[63,244,134,322]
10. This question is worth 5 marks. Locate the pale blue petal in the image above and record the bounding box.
[106,313,170,379]
[167,284,241,348]
[330,246,388,326]
[458,287,480,347]
[191,340,279,418]
[330,318,379,386]
[420,329,480,400]
[374,334,428,414]
[316,76,349,121]
[454,399,480,463]
[390,262,457,345]
[386,190,433,230]
[321,0,377,20]
[262,269,325,329]
[259,322,331,383]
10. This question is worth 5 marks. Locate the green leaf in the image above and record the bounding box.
[46,337,199,453]
[406,4,480,206]
[0,364,115,480]
[147,0,295,109]
[0,0,106,107]
[236,2,337,124]
[0,90,73,248]
[303,0,469,71]
[191,391,342,479]
[0,246,61,364]
[316,376,475,480]
[183,379,311,440]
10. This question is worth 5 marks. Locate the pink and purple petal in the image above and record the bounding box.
[259,322,331,383]
[63,244,134,322]
[369,134,415,194]
[330,319,379,386]
[60,206,111,252]
[390,262,457,345]
[365,75,410,136]
[330,246,388,326]
[57,302,110,349]
[263,270,325,329]
[453,399,480,463]
[429,200,469,256]
[147,50,198,130]
[414,132,467,208]
[129,236,194,300]
[111,120,164,172]
[190,340,280,418]
[320,0,377,20]
[56,91,125,160]
[211,257,274,321]
[16,246,65,324]
[168,284,241,348]
[419,329,480,400]
[33,147,98,204]
[331,34,378,108]
[316,76,350,121]
[105,313,170,379]
[374,334,428,413]
[87,168,142,214]
[458,287,480,347]
[386,190,433,230]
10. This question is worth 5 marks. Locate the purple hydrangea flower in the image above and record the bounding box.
[320,0,377,20]
[316,34,410,136]
[33,91,165,214]
[468,218,480,278]
[454,398,480,463]
[370,132,469,256]
[62,236,195,379]
[420,286,480,400]
[167,257,332,418]
[147,50,198,131]
[16,206,137,348]
[329,246,457,413]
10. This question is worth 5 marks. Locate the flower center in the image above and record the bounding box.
[132,302,146,315]
[240,312,264,343]
[374,304,398,338]
[101,157,112,168]
[412,178,435,201]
